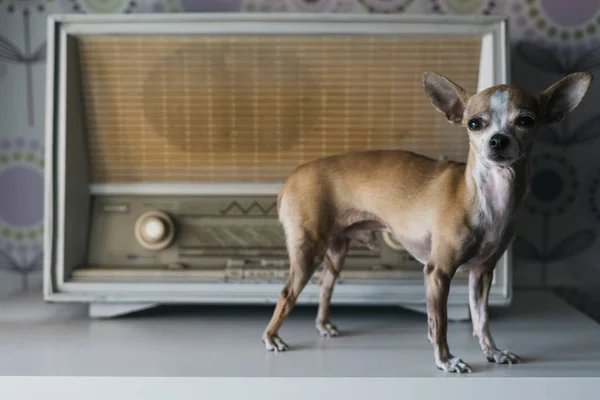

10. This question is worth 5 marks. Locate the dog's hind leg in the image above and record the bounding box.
[262,236,324,352]
[315,236,349,338]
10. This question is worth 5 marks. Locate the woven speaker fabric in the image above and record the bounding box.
[79,35,481,183]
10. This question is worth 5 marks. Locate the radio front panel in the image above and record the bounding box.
[79,195,451,284]
[44,14,511,313]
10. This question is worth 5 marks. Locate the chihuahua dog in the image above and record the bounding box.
[261,72,593,372]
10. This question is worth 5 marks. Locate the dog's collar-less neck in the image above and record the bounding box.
[465,150,521,222]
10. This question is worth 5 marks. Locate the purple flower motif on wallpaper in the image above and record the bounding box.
[0,138,45,287]
[514,230,596,263]
[61,0,182,13]
[0,1,50,127]
[510,0,600,45]
[588,174,600,221]
[525,153,578,217]
[178,0,244,12]
[516,153,592,287]
[538,114,600,149]
[0,242,43,289]
[427,0,498,16]
[515,41,600,74]
[358,0,412,13]
[252,0,358,13]
[515,42,600,151]
[62,0,137,13]
[0,164,44,227]
[0,0,50,13]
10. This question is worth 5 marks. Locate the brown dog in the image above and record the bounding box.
[262,71,593,372]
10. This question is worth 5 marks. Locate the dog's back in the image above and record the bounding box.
[277,149,467,238]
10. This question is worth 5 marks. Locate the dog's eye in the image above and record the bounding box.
[516,116,536,128]
[467,118,484,131]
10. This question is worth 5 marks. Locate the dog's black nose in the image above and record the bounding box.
[489,134,510,150]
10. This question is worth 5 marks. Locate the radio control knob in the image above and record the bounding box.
[142,216,167,242]
[134,211,175,251]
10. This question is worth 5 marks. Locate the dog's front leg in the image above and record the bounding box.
[469,265,521,364]
[425,263,471,373]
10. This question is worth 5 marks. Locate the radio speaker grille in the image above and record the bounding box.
[78,35,481,183]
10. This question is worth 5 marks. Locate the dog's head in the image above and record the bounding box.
[422,72,593,166]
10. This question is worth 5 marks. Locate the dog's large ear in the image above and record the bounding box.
[422,72,470,125]
[538,72,593,124]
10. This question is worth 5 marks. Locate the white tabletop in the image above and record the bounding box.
[0,289,599,378]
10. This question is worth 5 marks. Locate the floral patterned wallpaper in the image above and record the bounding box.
[0,0,599,297]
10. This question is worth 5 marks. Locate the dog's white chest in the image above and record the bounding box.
[472,167,514,262]
[482,169,511,225]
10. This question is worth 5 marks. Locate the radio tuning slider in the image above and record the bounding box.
[134,211,176,251]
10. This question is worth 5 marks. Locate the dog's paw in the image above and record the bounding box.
[436,356,472,373]
[263,334,289,352]
[316,320,340,338]
[485,349,521,364]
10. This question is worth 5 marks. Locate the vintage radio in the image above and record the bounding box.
[44,13,511,319]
